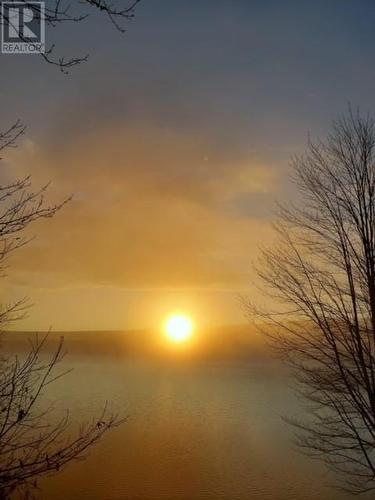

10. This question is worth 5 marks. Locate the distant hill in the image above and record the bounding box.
[1,325,273,362]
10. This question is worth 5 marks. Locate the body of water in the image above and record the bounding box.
[4,329,368,499]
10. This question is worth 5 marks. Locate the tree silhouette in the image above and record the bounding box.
[0,122,122,498]
[0,0,141,71]
[245,109,375,494]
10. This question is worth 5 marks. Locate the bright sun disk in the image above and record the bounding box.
[165,315,193,343]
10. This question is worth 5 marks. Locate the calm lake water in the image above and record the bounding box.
[5,330,371,500]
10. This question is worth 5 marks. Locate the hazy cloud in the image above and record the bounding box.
[5,122,278,289]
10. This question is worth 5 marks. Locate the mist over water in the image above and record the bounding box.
[4,329,370,499]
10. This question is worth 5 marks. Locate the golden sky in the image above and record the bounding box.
[2,121,279,330]
[1,0,374,330]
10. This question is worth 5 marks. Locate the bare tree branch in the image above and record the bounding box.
[244,107,375,494]
[0,0,141,72]
[0,335,125,498]
[0,123,124,497]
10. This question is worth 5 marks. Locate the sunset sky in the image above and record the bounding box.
[1,0,375,331]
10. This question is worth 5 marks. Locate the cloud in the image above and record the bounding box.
[3,121,279,289]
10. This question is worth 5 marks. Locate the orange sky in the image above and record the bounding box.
[1,0,374,330]
[2,122,279,330]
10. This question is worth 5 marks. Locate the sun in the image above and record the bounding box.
[165,315,194,343]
